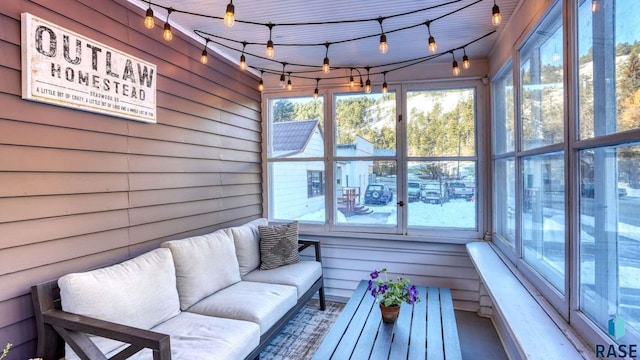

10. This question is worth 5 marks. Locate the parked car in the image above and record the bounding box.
[421,183,448,204]
[364,183,394,205]
[581,182,628,198]
[448,182,474,201]
[408,181,422,202]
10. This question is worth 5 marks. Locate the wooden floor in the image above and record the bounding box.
[455,310,508,360]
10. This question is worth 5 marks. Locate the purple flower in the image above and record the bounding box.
[370,270,380,279]
[367,279,373,291]
[408,285,419,304]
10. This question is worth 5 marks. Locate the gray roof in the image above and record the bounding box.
[273,120,320,152]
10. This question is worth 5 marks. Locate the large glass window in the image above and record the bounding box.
[521,152,566,293]
[406,88,477,230]
[493,61,515,155]
[520,3,564,150]
[493,158,515,247]
[334,92,398,228]
[267,96,325,223]
[577,0,640,346]
[579,144,640,345]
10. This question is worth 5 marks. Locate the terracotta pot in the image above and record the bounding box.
[379,304,400,323]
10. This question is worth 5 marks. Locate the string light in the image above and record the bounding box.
[349,68,355,88]
[492,1,502,26]
[144,1,154,29]
[279,63,286,88]
[462,48,470,69]
[364,67,372,94]
[382,72,388,94]
[163,8,174,41]
[200,40,209,64]
[322,43,330,74]
[591,0,598,12]
[258,71,264,92]
[378,18,388,54]
[313,78,320,99]
[451,52,460,76]
[224,1,235,28]
[265,23,275,59]
[239,42,247,70]
[426,21,437,54]
[287,72,292,90]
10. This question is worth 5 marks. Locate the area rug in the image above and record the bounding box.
[260,300,345,360]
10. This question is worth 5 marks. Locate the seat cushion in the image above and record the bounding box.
[242,261,322,299]
[59,248,180,359]
[258,221,301,270]
[107,312,260,360]
[187,281,297,335]
[162,229,241,310]
[225,218,268,277]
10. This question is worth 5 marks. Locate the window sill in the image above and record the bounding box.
[466,241,593,359]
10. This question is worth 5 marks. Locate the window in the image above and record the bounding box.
[406,88,477,230]
[491,0,640,348]
[265,83,484,238]
[333,92,397,228]
[493,62,516,247]
[577,0,640,346]
[267,96,325,223]
[307,171,325,197]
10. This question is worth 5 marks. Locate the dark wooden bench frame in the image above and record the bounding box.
[31,239,325,360]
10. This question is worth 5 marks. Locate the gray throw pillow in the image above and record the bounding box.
[258,222,301,270]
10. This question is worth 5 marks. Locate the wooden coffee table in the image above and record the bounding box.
[313,280,462,360]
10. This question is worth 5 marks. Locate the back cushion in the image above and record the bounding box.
[226,218,268,277]
[162,229,241,310]
[58,248,180,357]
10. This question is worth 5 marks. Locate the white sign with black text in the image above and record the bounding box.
[21,13,157,123]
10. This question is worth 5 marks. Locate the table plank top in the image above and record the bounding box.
[313,280,462,360]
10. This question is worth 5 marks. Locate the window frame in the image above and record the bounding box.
[262,79,487,243]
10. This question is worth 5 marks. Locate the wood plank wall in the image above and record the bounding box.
[0,0,262,358]
[306,237,481,312]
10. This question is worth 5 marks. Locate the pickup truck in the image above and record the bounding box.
[408,181,422,202]
[448,182,474,201]
[421,183,448,204]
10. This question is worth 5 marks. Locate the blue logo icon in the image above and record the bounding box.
[608,315,625,340]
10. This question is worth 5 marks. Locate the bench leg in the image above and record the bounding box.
[319,286,326,311]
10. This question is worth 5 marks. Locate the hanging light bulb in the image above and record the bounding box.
[224,1,235,28]
[364,67,372,93]
[266,40,274,59]
[426,22,437,54]
[381,72,388,94]
[451,53,460,76]
[279,63,286,88]
[200,49,208,64]
[377,18,388,54]
[313,78,320,100]
[492,1,502,26]
[239,54,247,70]
[265,23,275,59]
[163,9,174,41]
[591,0,598,12]
[287,72,292,91]
[200,40,209,64]
[322,43,331,74]
[349,75,355,88]
[144,2,155,29]
[462,49,470,70]
[379,34,388,54]
[239,42,247,70]
[163,23,173,41]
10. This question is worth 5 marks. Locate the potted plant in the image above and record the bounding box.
[368,268,420,323]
